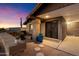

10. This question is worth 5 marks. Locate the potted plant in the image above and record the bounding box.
[36,33,43,43]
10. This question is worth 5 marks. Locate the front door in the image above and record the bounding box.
[45,20,58,39]
[51,20,58,38]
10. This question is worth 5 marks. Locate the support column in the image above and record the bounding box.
[36,18,41,36]
[58,20,63,40]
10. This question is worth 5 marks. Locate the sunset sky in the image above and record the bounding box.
[0,3,36,28]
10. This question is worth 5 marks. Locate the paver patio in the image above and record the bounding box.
[15,42,72,56]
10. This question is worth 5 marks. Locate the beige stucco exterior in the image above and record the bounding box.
[24,3,79,56]
[26,18,41,40]
[26,17,65,41]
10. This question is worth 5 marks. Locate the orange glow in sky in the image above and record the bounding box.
[0,3,36,28]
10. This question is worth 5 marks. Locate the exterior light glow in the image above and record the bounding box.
[45,15,49,18]
[67,22,71,24]
[31,24,33,30]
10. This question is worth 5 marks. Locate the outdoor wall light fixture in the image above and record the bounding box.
[30,24,33,30]
[67,22,71,24]
[45,15,49,18]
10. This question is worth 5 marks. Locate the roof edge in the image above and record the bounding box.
[23,3,42,25]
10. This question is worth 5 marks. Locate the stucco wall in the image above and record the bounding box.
[58,20,63,40]
[64,14,79,36]
[30,20,37,40]
[67,22,79,36]
[26,19,41,40]
[41,23,45,36]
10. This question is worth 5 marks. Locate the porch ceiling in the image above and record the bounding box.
[38,4,79,22]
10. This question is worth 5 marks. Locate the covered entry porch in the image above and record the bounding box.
[24,3,79,55]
